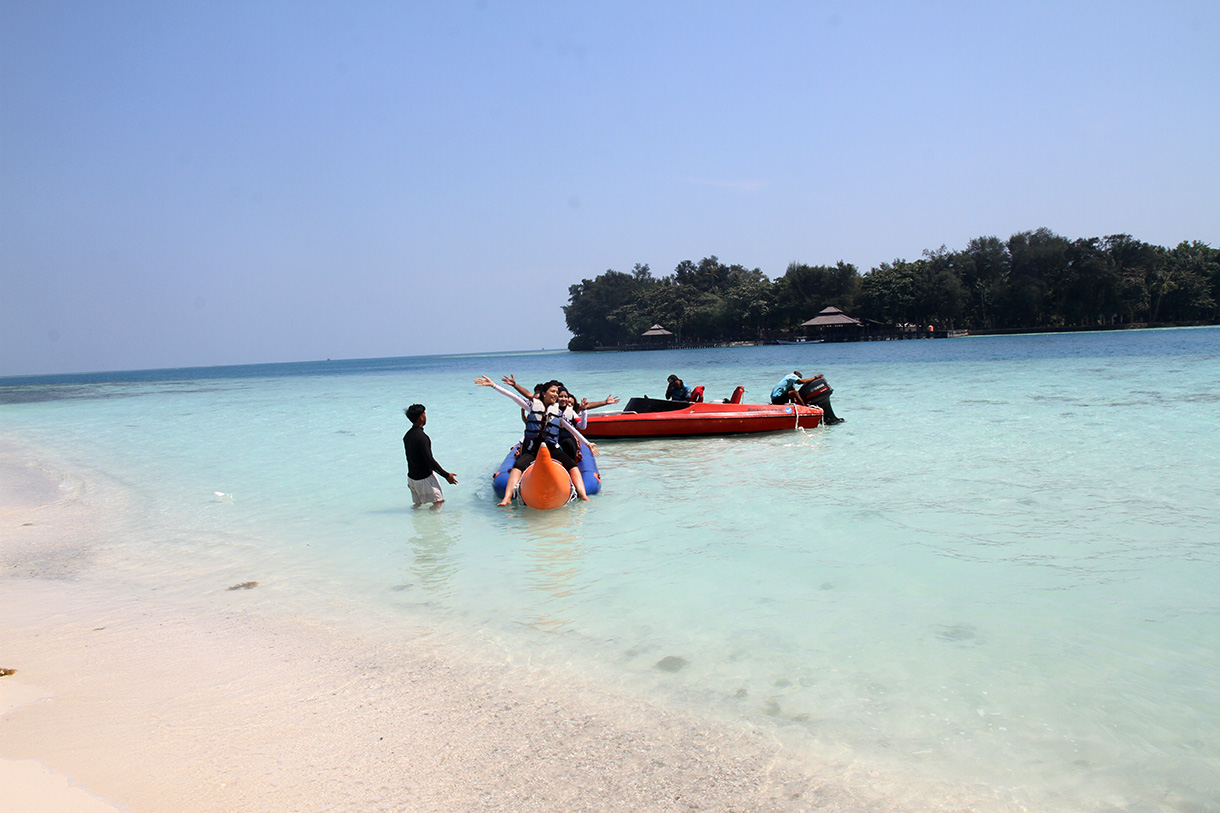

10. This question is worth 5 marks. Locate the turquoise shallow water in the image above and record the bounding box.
[4,327,1219,811]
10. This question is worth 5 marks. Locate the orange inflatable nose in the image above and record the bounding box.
[517,444,572,510]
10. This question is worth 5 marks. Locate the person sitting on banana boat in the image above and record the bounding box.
[500,376,618,463]
[475,375,598,505]
[556,387,618,460]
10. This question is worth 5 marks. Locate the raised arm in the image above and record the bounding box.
[475,375,530,410]
[502,374,533,399]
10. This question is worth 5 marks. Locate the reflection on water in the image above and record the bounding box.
[404,515,458,593]
[517,511,590,635]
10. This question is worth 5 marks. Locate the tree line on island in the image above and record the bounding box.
[562,228,1220,350]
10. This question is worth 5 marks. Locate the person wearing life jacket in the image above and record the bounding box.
[555,388,619,460]
[499,378,618,461]
[475,375,597,505]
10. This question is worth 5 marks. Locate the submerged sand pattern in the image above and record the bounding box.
[0,439,1013,812]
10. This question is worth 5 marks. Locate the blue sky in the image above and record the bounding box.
[2,1,1217,376]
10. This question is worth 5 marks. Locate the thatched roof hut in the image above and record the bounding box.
[801,307,862,328]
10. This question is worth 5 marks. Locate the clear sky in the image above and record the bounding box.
[2,1,1217,376]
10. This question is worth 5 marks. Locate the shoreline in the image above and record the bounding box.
[582,320,1217,352]
[2,323,1214,384]
[1,438,997,812]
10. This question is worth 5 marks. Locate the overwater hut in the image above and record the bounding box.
[641,324,675,346]
[800,307,863,339]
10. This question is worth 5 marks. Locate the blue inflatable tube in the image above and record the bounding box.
[492,442,601,499]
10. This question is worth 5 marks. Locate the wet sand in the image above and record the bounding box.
[0,442,985,812]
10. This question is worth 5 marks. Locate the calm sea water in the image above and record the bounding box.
[4,328,1219,811]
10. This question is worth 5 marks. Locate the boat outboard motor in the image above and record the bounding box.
[797,375,843,425]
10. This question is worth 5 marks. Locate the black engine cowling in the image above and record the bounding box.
[798,375,832,400]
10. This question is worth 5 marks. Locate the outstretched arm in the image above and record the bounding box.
[475,375,530,410]
[582,395,619,411]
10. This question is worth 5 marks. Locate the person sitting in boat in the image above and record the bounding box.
[770,371,820,406]
[665,375,691,401]
[475,375,597,506]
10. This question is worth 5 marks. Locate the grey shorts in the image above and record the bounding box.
[408,473,444,506]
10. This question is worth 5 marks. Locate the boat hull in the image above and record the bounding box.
[492,441,600,503]
[584,400,822,438]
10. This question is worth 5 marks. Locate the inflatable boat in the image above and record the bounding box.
[583,387,823,439]
[492,441,601,508]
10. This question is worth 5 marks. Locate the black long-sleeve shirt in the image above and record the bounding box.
[403,426,451,481]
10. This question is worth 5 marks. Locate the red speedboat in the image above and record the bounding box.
[583,390,823,439]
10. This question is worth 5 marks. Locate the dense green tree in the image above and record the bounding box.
[773,262,861,329]
[637,282,719,343]
[1102,234,1159,321]
[1055,238,1121,325]
[961,236,1009,327]
[1004,228,1071,326]
[561,232,1216,348]
[858,260,924,325]
[725,276,776,338]
[563,266,656,349]
[919,246,970,328]
[1159,241,1218,321]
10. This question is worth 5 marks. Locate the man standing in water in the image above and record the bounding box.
[403,404,458,507]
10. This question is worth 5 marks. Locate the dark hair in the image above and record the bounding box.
[405,404,426,424]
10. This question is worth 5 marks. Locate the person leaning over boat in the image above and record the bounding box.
[770,371,821,406]
[402,404,458,508]
[796,375,845,425]
[665,375,691,401]
[475,375,598,506]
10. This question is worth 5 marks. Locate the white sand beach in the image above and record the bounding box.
[0,442,980,813]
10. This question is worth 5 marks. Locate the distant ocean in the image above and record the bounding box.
[3,327,1219,812]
